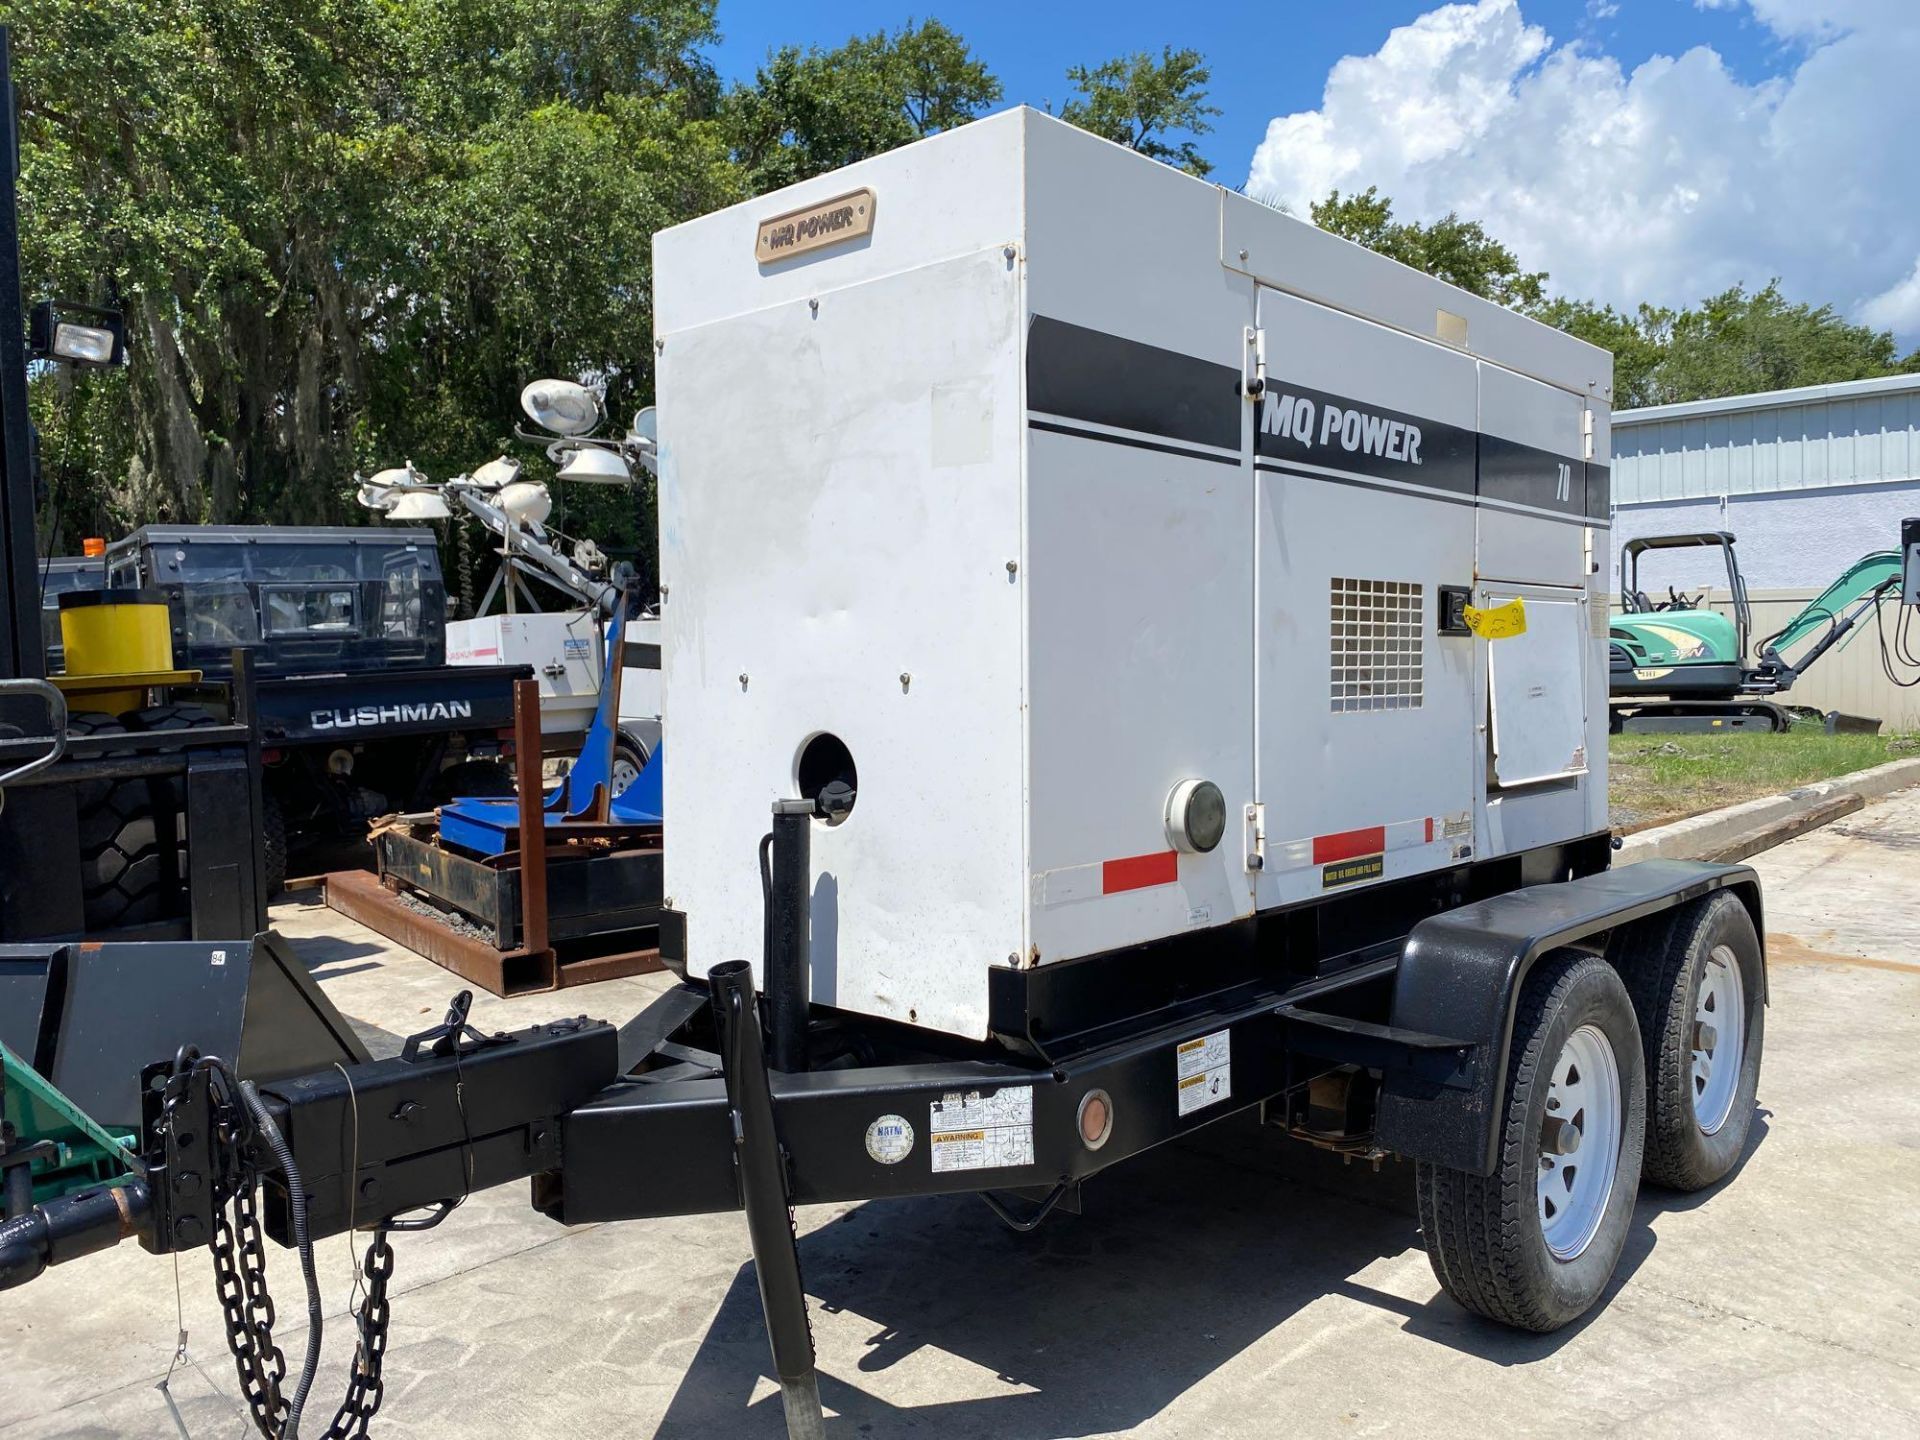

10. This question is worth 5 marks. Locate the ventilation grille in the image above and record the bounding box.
[1331,578,1424,712]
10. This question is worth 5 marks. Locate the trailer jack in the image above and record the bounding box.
[710,958,826,1440]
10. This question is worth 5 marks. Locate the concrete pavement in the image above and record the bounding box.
[5,791,1919,1438]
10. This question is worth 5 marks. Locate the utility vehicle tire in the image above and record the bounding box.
[1417,951,1646,1333]
[432,759,516,803]
[66,710,128,741]
[262,790,288,897]
[611,735,649,798]
[123,705,226,904]
[121,703,222,745]
[68,712,166,929]
[1621,892,1764,1192]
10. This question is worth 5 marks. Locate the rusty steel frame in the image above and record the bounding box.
[325,868,663,996]
[324,680,663,996]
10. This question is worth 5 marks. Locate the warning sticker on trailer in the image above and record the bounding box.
[929,1086,1034,1173]
[1176,1029,1232,1117]
[1322,854,1384,889]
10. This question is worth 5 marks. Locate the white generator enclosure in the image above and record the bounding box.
[448,610,664,746]
[448,611,603,732]
[656,109,1613,1040]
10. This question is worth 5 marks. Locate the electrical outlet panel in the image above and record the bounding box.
[1904,517,1920,608]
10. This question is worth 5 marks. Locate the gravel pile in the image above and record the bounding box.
[393,887,497,947]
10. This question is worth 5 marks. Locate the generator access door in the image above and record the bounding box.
[1249,289,1479,909]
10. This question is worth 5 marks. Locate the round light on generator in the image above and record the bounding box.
[1165,778,1226,854]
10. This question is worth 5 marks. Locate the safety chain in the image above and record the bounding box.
[207,1175,396,1438]
[318,1228,394,1440]
[210,1185,290,1438]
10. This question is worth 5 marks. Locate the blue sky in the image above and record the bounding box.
[704,1,1920,340]
[707,1,1791,183]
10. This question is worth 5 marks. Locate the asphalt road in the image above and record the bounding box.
[6,789,1919,1438]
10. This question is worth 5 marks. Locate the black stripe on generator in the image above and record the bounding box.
[1026,315,1241,452]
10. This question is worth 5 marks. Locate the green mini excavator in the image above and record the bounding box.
[1609,521,1920,732]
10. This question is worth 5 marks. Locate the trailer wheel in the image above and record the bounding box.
[67,712,167,930]
[611,735,648,797]
[1621,893,1764,1191]
[1417,951,1646,1332]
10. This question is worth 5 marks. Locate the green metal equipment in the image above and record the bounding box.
[1,1040,137,1210]
[1610,529,1908,733]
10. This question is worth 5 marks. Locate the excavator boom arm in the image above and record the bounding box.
[1758,550,1902,667]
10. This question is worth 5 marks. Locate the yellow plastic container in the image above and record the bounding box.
[58,590,175,713]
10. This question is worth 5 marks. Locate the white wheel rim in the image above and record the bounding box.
[1538,1023,1623,1261]
[610,755,639,797]
[1692,944,1745,1136]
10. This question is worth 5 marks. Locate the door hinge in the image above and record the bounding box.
[1244,802,1267,872]
[1582,407,1596,462]
[1243,326,1266,401]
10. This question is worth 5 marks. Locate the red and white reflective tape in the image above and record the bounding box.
[1036,848,1180,906]
[1102,849,1178,894]
[1035,812,1468,908]
[1267,813,1459,875]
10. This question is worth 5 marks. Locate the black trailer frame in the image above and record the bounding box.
[1,795,1763,1439]
[555,836,1760,1220]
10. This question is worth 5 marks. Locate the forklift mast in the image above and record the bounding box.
[0,29,45,682]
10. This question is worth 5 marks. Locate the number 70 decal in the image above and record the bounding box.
[1555,462,1573,503]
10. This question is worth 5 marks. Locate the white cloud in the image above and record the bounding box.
[1862,255,1920,334]
[1246,0,1920,343]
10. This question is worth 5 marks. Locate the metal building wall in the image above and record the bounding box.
[1611,373,1920,594]
[1612,373,1920,505]
[1611,484,1920,591]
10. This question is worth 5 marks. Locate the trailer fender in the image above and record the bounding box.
[1374,859,1762,1175]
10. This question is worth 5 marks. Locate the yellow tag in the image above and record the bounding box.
[1463,596,1527,640]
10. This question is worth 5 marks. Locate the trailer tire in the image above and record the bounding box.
[67,713,167,930]
[1620,893,1764,1192]
[611,734,649,797]
[1417,950,1645,1333]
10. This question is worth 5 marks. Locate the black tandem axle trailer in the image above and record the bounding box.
[0,812,1765,1440]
